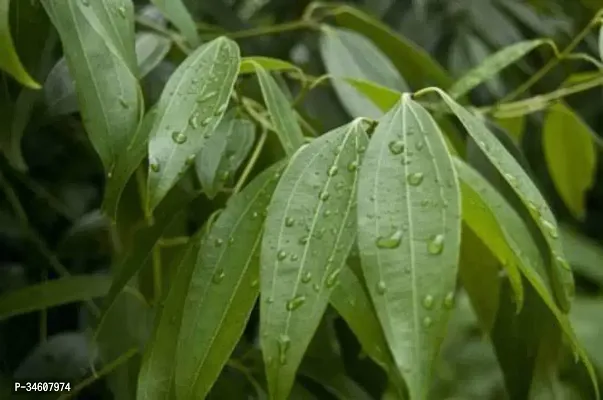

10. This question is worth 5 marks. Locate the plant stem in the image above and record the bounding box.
[201,20,317,40]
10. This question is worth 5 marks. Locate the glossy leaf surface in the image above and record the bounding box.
[261,120,368,400]
[356,95,461,400]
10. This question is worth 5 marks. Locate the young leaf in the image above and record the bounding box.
[176,162,283,400]
[146,36,239,213]
[356,95,461,400]
[319,26,408,119]
[137,230,203,400]
[0,275,110,320]
[448,40,548,99]
[543,103,597,220]
[330,5,453,88]
[0,0,40,88]
[451,158,598,397]
[195,110,255,199]
[239,57,299,75]
[429,88,575,313]
[260,120,368,400]
[41,0,143,173]
[150,0,198,48]
[248,61,306,156]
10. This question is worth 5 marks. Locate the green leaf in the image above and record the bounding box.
[42,0,143,173]
[0,0,40,88]
[146,37,239,213]
[176,162,283,400]
[560,227,603,287]
[44,32,170,118]
[451,158,599,397]
[260,120,368,400]
[239,56,299,75]
[248,61,306,156]
[150,0,198,48]
[195,110,255,199]
[330,5,453,89]
[495,115,525,144]
[448,39,548,99]
[0,275,110,320]
[599,25,603,62]
[543,103,597,220]
[356,95,461,400]
[429,88,575,313]
[319,26,408,119]
[137,230,203,400]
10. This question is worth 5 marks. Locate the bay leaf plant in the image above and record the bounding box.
[1,0,603,399]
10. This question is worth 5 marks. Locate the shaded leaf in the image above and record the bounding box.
[195,110,255,199]
[0,0,39,88]
[356,95,461,400]
[330,5,453,88]
[543,103,597,220]
[248,61,306,156]
[431,89,575,313]
[176,162,283,399]
[0,274,110,320]
[560,227,603,287]
[42,0,143,173]
[319,26,408,119]
[495,115,525,144]
[146,37,239,213]
[449,39,548,99]
[135,32,172,78]
[150,0,198,47]
[261,120,368,400]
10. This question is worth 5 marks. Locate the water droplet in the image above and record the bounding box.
[327,165,339,176]
[319,191,330,201]
[376,281,387,295]
[323,209,332,217]
[251,279,259,288]
[422,316,433,328]
[504,173,518,187]
[214,104,227,116]
[212,269,225,284]
[185,154,196,165]
[266,297,274,304]
[189,113,199,129]
[219,171,230,181]
[214,238,224,247]
[200,116,212,127]
[312,283,320,292]
[427,234,445,255]
[266,356,273,366]
[347,161,358,172]
[119,97,129,108]
[528,201,540,217]
[357,145,367,153]
[388,140,405,155]
[228,237,234,245]
[107,171,113,179]
[290,254,299,262]
[278,334,291,365]
[277,250,287,261]
[150,161,160,172]
[301,271,312,283]
[422,294,434,310]
[415,141,424,151]
[407,172,424,186]
[117,6,126,17]
[326,268,341,288]
[197,91,217,103]
[376,229,403,249]
[555,255,571,271]
[286,295,306,311]
[299,236,309,245]
[443,292,455,309]
[285,217,295,227]
[542,219,558,239]
[252,211,259,219]
[171,131,187,144]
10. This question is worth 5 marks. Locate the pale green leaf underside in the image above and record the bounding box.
[0,275,111,320]
[543,103,597,220]
[146,36,240,213]
[42,0,142,172]
[448,39,548,99]
[432,89,575,313]
[261,120,368,400]
[356,95,461,400]
[176,162,283,400]
[319,26,409,119]
[150,0,199,47]
[0,0,40,88]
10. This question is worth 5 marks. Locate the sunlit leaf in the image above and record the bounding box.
[0,275,110,320]
[146,37,239,213]
[449,40,548,99]
[150,0,198,47]
[319,26,408,119]
[429,89,575,313]
[176,162,283,400]
[543,103,597,220]
[0,0,40,88]
[261,120,368,400]
[356,95,461,400]
[239,57,299,75]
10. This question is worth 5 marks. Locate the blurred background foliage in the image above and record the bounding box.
[1,0,603,398]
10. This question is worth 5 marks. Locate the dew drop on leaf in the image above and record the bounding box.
[301,271,312,283]
[251,211,259,219]
[119,97,129,108]
[286,295,306,311]
[542,219,559,239]
[214,104,227,116]
[285,217,295,227]
[185,154,195,166]
[278,334,291,365]
[200,116,212,127]
[277,250,288,261]
[504,173,518,187]
[150,161,160,172]
[415,141,424,151]
[555,255,571,271]
[443,292,455,309]
[347,161,358,172]
[388,140,405,155]
[357,145,366,153]
[327,165,339,176]
[427,234,445,255]
[251,279,259,288]
[214,238,224,247]
[422,316,433,328]
[323,209,332,217]
[376,280,387,295]
[188,113,199,129]
[319,191,330,201]
[117,6,126,17]
[290,254,299,262]
[326,268,341,288]
[312,283,320,292]
[407,172,424,186]
[376,229,403,249]
[422,294,434,310]
[212,269,225,284]
[266,297,274,304]
[171,131,187,144]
